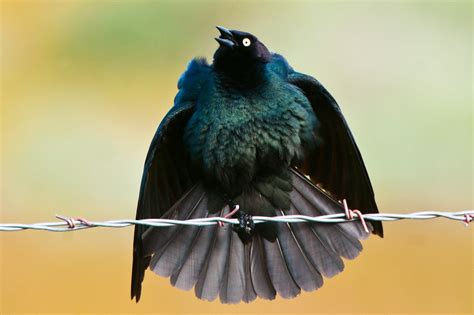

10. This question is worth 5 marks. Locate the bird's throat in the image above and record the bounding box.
[214,60,268,88]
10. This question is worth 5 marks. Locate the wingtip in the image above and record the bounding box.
[131,292,141,303]
[372,222,384,238]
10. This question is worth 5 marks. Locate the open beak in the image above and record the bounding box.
[215,26,235,48]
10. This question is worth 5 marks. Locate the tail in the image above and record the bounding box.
[139,169,372,303]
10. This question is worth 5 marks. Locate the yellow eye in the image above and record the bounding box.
[242,38,251,47]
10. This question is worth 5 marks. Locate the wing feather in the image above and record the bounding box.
[131,58,211,301]
[287,69,383,237]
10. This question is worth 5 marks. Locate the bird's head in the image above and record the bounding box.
[213,26,272,75]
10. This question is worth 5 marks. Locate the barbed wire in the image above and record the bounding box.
[0,210,472,232]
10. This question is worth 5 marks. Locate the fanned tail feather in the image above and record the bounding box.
[194,209,232,301]
[243,242,258,302]
[219,230,246,303]
[250,235,276,300]
[141,170,372,303]
[170,209,223,291]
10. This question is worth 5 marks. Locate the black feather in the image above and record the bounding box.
[290,169,368,259]
[275,208,324,291]
[250,236,276,300]
[131,102,196,302]
[262,235,301,299]
[288,71,383,237]
[194,208,232,301]
[170,208,224,291]
[148,189,207,278]
[242,242,258,303]
[219,231,246,303]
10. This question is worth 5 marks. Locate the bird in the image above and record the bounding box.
[131,26,383,304]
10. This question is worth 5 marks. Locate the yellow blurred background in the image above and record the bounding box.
[1,1,472,313]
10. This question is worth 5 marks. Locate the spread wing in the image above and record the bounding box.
[287,70,383,237]
[131,58,211,301]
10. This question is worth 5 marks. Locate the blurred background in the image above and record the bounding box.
[1,0,472,313]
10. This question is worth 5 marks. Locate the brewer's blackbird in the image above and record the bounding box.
[131,26,383,304]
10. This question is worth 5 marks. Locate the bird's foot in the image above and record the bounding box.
[233,211,255,236]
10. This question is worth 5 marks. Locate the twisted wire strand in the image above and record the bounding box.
[0,210,472,232]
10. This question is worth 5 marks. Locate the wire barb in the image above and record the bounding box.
[463,213,474,226]
[0,210,472,232]
[55,215,92,229]
[218,204,240,227]
[342,199,370,233]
